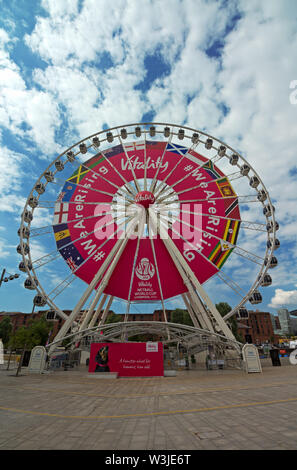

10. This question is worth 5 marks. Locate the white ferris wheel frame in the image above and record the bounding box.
[17,122,279,354]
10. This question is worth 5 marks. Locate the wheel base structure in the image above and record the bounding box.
[46,321,243,368]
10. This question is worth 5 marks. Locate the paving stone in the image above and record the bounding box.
[1,363,297,450]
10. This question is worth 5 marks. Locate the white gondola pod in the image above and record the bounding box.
[178,128,185,140]
[266,221,279,233]
[267,239,280,250]
[33,294,47,307]
[240,164,250,176]
[250,176,260,188]
[191,132,199,144]
[35,182,45,194]
[218,145,226,157]
[258,274,272,287]
[205,138,213,149]
[149,126,156,137]
[263,204,275,218]
[28,196,38,208]
[79,143,87,154]
[19,261,32,272]
[257,189,267,202]
[229,153,239,165]
[236,307,249,319]
[106,132,114,143]
[24,277,38,290]
[44,170,54,182]
[264,256,278,268]
[17,243,30,255]
[249,291,262,304]
[18,227,30,238]
[120,128,127,139]
[23,210,33,223]
[55,160,64,172]
[164,127,170,138]
[92,136,100,148]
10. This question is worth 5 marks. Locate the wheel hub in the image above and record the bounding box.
[134,190,155,208]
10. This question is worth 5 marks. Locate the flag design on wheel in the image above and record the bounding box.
[203,160,222,179]
[167,143,189,155]
[208,241,233,269]
[66,257,78,271]
[59,243,84,272]
[104,144,124,158]
[222,219,240,245]
[123,141,145,152]
[67,164,90,184]
[53,223,71,249]
[67,154,106,184]
[216,178,236,198]
[224,198,240,219]
[57,183,76,202]
[53,202,69,224]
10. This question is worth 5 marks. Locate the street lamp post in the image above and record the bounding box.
[0,269,6,288]
[0,269,20,287]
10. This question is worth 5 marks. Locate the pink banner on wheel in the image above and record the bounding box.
[89,342,164,377]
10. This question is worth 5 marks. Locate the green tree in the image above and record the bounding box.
[9,316,52,350]
[215,302,243,343]
[171,308,193,326]
[105,313,122,324]
[0,316,12,347]
[215,302,232,316]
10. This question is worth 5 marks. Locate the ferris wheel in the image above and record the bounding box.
[17,123,279,353]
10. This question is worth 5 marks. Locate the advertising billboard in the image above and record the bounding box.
[88,342,164,377]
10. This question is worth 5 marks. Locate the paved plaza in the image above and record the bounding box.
[0,359,297,450]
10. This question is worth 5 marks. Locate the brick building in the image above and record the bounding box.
[0,309,174,344]
[117,310,173,322]
[3,308,278,346]
[237,310,278,345]
[0,310,66,343]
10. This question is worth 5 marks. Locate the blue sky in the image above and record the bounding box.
[1,0,297,318]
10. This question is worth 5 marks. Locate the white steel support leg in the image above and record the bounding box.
[160,235,214,332]
[148,208,235,341]
[149,216,214,332]
[88,294,108,329]
[98,296,114,326]
[186,291,215,332]
[148,233,170,340]
[79,290,107,332]
[48,217,140,355]
[182,294,201,329]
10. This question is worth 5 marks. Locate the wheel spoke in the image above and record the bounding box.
[159,212,263,264]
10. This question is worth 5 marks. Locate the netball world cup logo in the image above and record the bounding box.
[135,258,155,280]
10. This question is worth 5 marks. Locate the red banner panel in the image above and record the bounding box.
[88,342,164,377]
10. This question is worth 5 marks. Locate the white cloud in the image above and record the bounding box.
[0,238,11,258]
[29,239,48,262]
[0,28,61,155]
[269,288,297,308]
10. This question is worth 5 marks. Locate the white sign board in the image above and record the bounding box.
[146,342,158,352]
[28,346,46,374]
[242,344,262,373]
